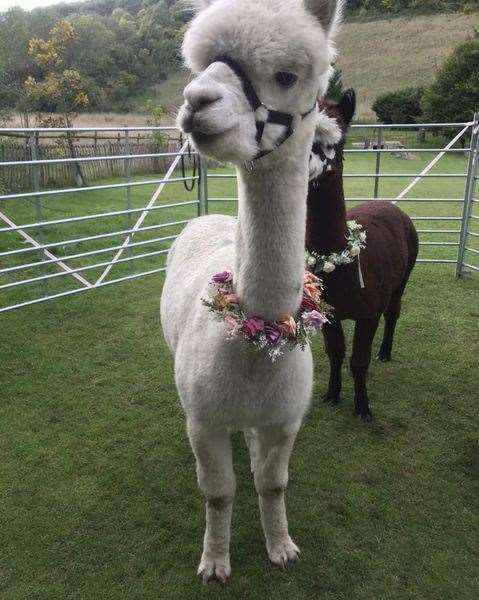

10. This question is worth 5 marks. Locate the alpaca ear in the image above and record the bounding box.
[303,0,343,36]
[338,88,356,125]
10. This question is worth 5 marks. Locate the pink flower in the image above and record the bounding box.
[225,315,240,330]
[303,310,328,330]
[211,270,233,285]
[242,317,265,339]
[264,324,283,345]
[224,293,240,308]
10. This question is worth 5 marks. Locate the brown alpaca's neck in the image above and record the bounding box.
[305,163,348,255]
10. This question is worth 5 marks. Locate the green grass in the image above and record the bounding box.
[1,267,478,599]
[1,146,478,598]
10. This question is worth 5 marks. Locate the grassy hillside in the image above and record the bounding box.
[337,11,478,119]
[5,10,477,127]
[134,11,478,123]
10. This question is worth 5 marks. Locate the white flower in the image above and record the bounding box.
[323,261,336,273]
[330,253,341,264]
[207,284,218,298]
[360,231,367,242]
[347,220,361,231]
[350,244,361,257]
[307,255,316,268]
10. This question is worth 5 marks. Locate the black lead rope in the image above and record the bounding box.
[180,134,197,192]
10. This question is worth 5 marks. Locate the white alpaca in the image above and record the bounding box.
[161,0,343,583]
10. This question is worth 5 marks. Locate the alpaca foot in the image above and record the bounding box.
[353,405,373,422]
[322,391,341,405]
[267,536,301,569]
[197,555,231,585]
[376,350,392,362]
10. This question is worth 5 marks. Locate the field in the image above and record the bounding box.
[336,11,478,119]
[1,134,478,598]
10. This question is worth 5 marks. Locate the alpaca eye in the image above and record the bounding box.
[274,71,298,88]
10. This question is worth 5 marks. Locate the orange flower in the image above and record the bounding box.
[214,292,228,309]
[278,315,297,337]
[304,271,319,285]
[304,283,321,301]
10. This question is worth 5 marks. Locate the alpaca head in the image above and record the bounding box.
[178,0,343,165]
[308,88,355,182]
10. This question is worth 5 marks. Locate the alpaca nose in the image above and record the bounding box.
[184,80,222,113]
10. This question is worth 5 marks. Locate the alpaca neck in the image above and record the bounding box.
[305,161,348,254]
[234,149,310,322]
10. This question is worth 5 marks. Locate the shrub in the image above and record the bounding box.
[422,32,479,124]
[372,86,424,124]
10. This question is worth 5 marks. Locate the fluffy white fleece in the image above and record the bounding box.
[161,0,344,583]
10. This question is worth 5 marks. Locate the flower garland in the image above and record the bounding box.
[306,220,367,274]
[202,270,333,362]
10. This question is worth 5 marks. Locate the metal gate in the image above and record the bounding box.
[0,118,477,314]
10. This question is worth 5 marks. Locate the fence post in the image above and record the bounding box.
[124,129,132,261]
[373,127,383,199]
[29,132,47,295]
[198,156,208,216]
[456,113,479,278]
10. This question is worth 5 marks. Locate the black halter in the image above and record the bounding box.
[311,140,337,168]
[215,55,316,162]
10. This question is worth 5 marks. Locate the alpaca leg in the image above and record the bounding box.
[322,318,346,405]
[243,428,257,474]
[351,317,380,422]
[377,293,402,362]
[187,421,235,584]
[254,421,301,568]
[377,269,413,362]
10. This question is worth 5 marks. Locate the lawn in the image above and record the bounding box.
[0,137,478,599]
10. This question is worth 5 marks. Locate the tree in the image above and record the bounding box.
[0,7,33,123]
[24,20,89,125]
[327,65,344,101]
[372,86,424,124]
[24,20,90,185]
[422,31,479,124]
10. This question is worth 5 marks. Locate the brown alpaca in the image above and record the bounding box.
[306,90,419,421]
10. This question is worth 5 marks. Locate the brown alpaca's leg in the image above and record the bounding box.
[377,266,414,362]
[322,318,345,405]
[351,317,380,422]
[377,292,403,362]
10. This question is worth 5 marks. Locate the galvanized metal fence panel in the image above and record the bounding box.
[0,120,478,314]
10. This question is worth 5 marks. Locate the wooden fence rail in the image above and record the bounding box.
[0,138,181,192]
